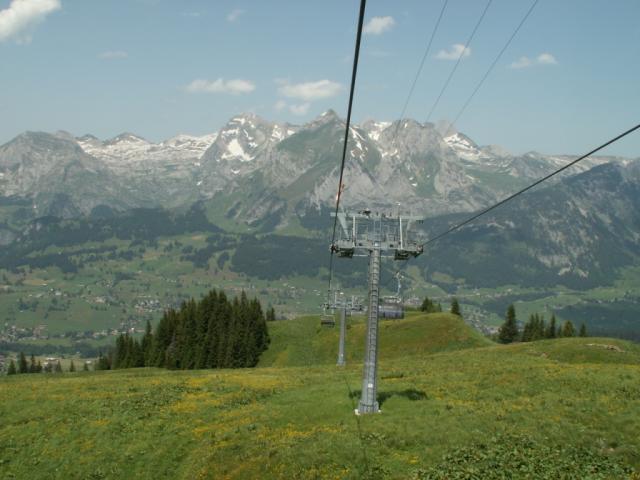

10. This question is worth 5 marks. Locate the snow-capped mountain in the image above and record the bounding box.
[77,131,217,173]
[197,113,298,196]
[0,131,141,217]
[0,111,635,227]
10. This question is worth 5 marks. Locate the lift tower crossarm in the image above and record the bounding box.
[330,211,424,259]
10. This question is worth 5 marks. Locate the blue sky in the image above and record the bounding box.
[1,0,639,156]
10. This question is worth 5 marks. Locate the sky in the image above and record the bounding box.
[1,0,639,156]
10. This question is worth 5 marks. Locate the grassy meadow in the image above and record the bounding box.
[1,312,639,479]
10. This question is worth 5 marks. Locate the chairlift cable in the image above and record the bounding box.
[327,0,368,302]
[422,123,640,247]
[425,0,493,123]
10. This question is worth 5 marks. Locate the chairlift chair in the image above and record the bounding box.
[320,304,336,327]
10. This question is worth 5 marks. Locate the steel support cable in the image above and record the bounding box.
[449,0,540,129]
[421,123,640,248]
[327,0,368,300]
[381,123,640,296]
[381,1,539,296]
[389,0,449,146]
[425,0,493,123]
[388,0,540,283]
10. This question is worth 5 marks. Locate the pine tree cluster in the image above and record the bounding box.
[6,352,65,375]
[113,290,271,370]
[420,296,442,313]
[498,305,587,344]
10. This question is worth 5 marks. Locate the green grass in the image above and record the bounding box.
[259,312,493,367]
[1,314,639,479]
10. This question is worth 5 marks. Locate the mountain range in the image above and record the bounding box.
[1,111,632,230]
[2,111,640,294]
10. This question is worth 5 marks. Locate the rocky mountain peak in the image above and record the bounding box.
[307,109,343,129]
[104,132,149,146]
[2,112,637,228]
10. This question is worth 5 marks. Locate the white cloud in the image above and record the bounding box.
[278,79,342,101]
[185,78,256,95]
[289,103,310,116]
[0,0,61,43]
[226,8,245,22]
[99,50,128,59]
[537,52,558,65]
[363,16,395,35]
[509,52,558,69]
[509,56,532,69]
[435,43,471,60]
[274,100,287,112]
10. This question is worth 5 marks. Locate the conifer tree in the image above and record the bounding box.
[193,294,211,369]
[420,296,442,314]
[420,297,429,312]
[266,306,276,322]
[151,309,177,367]
[521,315,533,342]
[562,320,575,337]
[83,361,89,372]
[54,361,63,373]
[18,352,28,374]
[69,360,76,372]
[7,359,17,375]
[450,298,461,316]
[524,313,546,342]
[141,319,154,366]
[535,315,546,341]
[212,291,232,368]
[114,334,126,369]
[29,354,37,373]
[204,292,221,369]
[579,323,587,337]
[36,360,42,373]
[134,288,271,371]
[95,352,112,370]
[498,304,519,344]
[179,298,198,369]
[546,314,557,339]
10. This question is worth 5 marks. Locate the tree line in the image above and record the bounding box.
[5,289,272,375]
[498,305,587,344]
[6,352,86,375]
[110,289,272,370]
[420,296,461,316]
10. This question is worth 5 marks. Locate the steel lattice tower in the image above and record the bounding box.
[322,292,363,366]
[330,210,423,414]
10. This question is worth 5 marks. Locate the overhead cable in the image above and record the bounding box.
[390,0,449,145]
[327,0,368,297]
[425,0,493,123]
[422,123,640,247]
[450,0,540,129]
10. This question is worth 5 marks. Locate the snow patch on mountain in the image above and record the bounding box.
[78,132,217,167]
[222,138,254,162]
[364,121,391,142]
[444,133,487,162]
